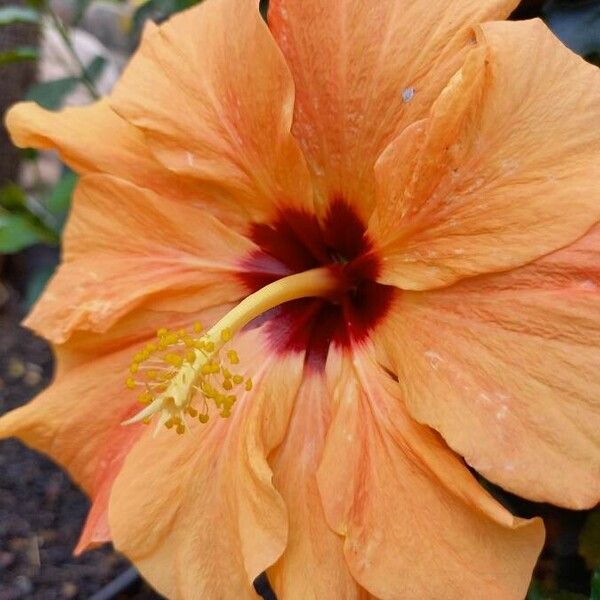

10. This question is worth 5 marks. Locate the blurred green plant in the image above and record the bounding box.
[0,0,204,307]
[0,0,100,278]
[581,510,600,572]
[0,5,39,64]
[592,567,600,600]
[25,54,105,108]
[129,0,199,46]
[0,172,75,253]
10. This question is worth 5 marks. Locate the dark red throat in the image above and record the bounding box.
[238,197,394,371]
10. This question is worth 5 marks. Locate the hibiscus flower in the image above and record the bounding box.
[2,0,600,597]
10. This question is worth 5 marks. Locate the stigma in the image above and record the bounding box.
[123,266,338,434]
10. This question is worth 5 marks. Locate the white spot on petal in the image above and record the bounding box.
[424,350,443,370]
[500,158,520,174]
[579,279,597,291]
[402,87,415,103]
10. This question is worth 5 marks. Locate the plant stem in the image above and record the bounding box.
[46,6,100,100]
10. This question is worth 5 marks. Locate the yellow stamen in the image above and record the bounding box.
[123,267,336,433]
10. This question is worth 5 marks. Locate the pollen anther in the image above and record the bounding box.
[123,324,248,434]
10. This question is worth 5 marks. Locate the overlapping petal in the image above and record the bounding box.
[268,0,518,218]
[108,331,304,599]
[5,100,202,203]
[318,350,544,600]
[109,0,312,223]
[371,19,600,290]
[268,371,369,600]
[26,174,253,344]
[375,224,600,508]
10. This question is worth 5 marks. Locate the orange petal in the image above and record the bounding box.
[109,0,312,222]
[371,20,600,289]
[268,0,517,218]
[318,351,544,600]
[57,302,234,373]
[0,344,146,550]
[75,401,144,554]
[5,100,200,203]
[375,224,600,508]
[25,174,253,344]
[268,371,369,599]
[108,331,304,599]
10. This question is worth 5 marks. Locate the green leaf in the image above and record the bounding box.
[592,566,600,600]
[25,0,44,10]
[0,5,40,25]
[527,581,588,600]
[527,582,547,600]
[45,170,76,229]
[0,212,48,252]
[84,55,106,82]
[0,182,27,211]
[0,184,61,250]
[25,77,79,110]
[21,147,39,161]
[0,46,38,66]
[25,58,105,110]
[24,263,56,309]
[580,508,600,570]
[550,593,588,600]
[72,0,93,24]
[129,0,202,45]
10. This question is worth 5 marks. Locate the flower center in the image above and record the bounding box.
[123,267,339,433]
[240,197,394,368]
[124,199,393,434]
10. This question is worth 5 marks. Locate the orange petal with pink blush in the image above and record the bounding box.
[375,224,600,508]
[268,0,518,218]
[6,100,196,202]
[110,0,312,223]
[371,20,600,289]
[268,369,370,600]
[75,401,144,554]
[318,351,544,600]
[108,331,304,599]
[25,174,253,344]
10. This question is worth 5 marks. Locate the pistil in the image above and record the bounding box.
[123,266,337,433]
